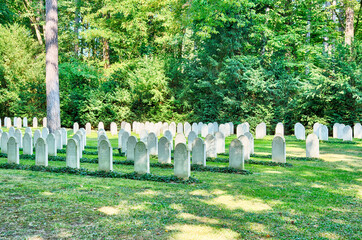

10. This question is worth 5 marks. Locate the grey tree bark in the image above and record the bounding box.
[345,2,354,45]
[45,0,61,133]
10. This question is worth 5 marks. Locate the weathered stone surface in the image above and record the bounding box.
[174,143,190,179]
[294,123,305,140]
[228,122,234,135]
[1,132,9,154]
[320,125,328,141]
[338,124,345,139]
[46,133,57,156]
[184,122,191,137]
[207,123,214,135]
[23,132,33,155]
[72,134,83,158]
[127,136,138,161]
[175,133,187,150]
[35,137,48,166]
[306,133,319,158]
[201,124,208,138]
[333,123,339,138]
[66,139,80,169]
[169,122,176,137]
[76,131,85,150]
[177,123,183,134]
[244,132,254,155]
[33,130,41,147]
[215,132,225,154]
[255,122,267,139]
[98,139,113,171]
[25,127,32,135]
[192,123,199,135]
[187,131,197,150]
[354,123,361,139]
[23,117,28,127]
[121,131,130,153]
[313,123,321,138]
[229,139,244,170]
[158,136,171,164]
[342,125,353,141]
[61,128,67,146]
[7,136,19,164]
[192,138,206,166]
[205,134,217,158]
[147,132,158,155]
[139,129,148,144]
[275,123,284,136]
[134,141,150,174]
[213,122,219,133]
[272,135,286,163]
[15,129,22,148]
[9,127,15,137]
[110,122,117,135]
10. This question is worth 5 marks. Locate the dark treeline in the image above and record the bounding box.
[0,0,361,133]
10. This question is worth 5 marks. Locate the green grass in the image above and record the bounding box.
[0,128,361,239]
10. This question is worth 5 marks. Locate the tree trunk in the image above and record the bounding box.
[103,38,110,69]
[74,0,81,56]
[45,0,61,133]
[23,0,44,45]
[345,3,354,45]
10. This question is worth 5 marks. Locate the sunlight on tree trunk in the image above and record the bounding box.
[345,2,354,45]
[46,0,61,133]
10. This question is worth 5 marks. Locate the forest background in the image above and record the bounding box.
[0,0,361,134]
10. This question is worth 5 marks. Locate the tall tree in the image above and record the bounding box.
[345,0,355,45]
[45,0,61,133]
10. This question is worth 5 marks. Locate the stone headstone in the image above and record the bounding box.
[207,123,214,135]
[98,134,109,145]
[275,123,284,136]
[338,124,345,139]
[184,122,191,137]
[342,125,352,141]
[33,130,41,147]
[238,135,250,160]
[192,138,206,166]
[17,117,22,128]
[66,139,80,169]
[229,139,244,170]
[15,129,22,148]
[244,132,254,155]
[25,127,32,135]
[174,143,190,180]
[236,124,244,137]
[121,131,130,153]
[1,132,9,154]
[98,122,104,130]
[55,130,62,149]
[139,129,148,144]
[73,122,79,134]
[125,123,132,133]
[147,132,158,155]
[158,136,171,164]
[6,117,11,128]
[42,127,49,139]
[320,125,328,141]
[33,117,38,128]
[61,128,67,146]
[118,129,125,148]
[42,117,47,127]
[272,135,286,163]
[213,122,219,133]
[191,123,199,135]
[306,133,319,158]
[80,128,86,147]
[333,123,339,138]
[134,141,149,174]
[86,123,91,135]
[23,132,33,155]
[35,137,48,166]
[354,123,361,139]
[72,134,83,158]
[126,136,138,161]
[294,122,305,140]
[9,127,15,137]
[205,134,217,158]
[255,122,267,139]
[110,122,117,135]
[13,117,18,128]
[215,132,225,154]
[187,131,197,150]
[23,117,28,127]
[169,122,176,137]
[98,139,113,171]
[228,122,234,135]
[201,124,208,138]
[46,133,57,156]
[175,133,186,149]
[177,123,183,134]
[7,137,19,164]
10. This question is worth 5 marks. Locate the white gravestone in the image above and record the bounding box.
[229,139,244,170]
[333,123,339,138]
[338,124,345,139]
[320,125,328,141]
[33,117,38,128]
[255,122,267,139]
[134,141,150,174]
[98,139,113,171]
[187,131,197,150]
[238,135,250,160]
[121,131,130,153]
[244,132,254,155]
[192,123,199,135]
[98,122,104,130]
[61,128,67,147]
[110,122,117,136]
[205,134,217,158]
[118,129,125,148]
[23,132,33,155]
[147,132,158,155]
[23,117,28,127]
[73,122,79,134]
[207,123,214,135]
[306,133,319,158]
[35,137,48,166]
[192,138,206,166]
[42,117,47,128]
[342,125,352,141]
[54,130,62,150]
[353,123,361,139]
[9,127,15,137]
[174,143,190,180]
[163,130,173,150]
[275,123,284,136]
[175,133,187,150]
[169,122,176,137]
[126,136,138,161]
[184,122,191,137]
[7,137,19,164]
[215,132,225,154]
[46,133,57,156]
[33,130,41,147]
[177,123,183,134]
[14,129,22,148]
[72,134,83,158]
[272,135,286,163]
[86,123,91,135]
[66,139,80,169]
[42,127,49,139]
[1,132,9,154]
[294,122,305,140]
[25,127,32,135]
[201,124,208,138]
[158,137,171,164]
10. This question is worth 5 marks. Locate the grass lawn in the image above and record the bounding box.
[0,128,361,239]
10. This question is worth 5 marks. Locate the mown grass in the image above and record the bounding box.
[0,127,361,239]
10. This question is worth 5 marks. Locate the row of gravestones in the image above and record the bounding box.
[1,117,48,129]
